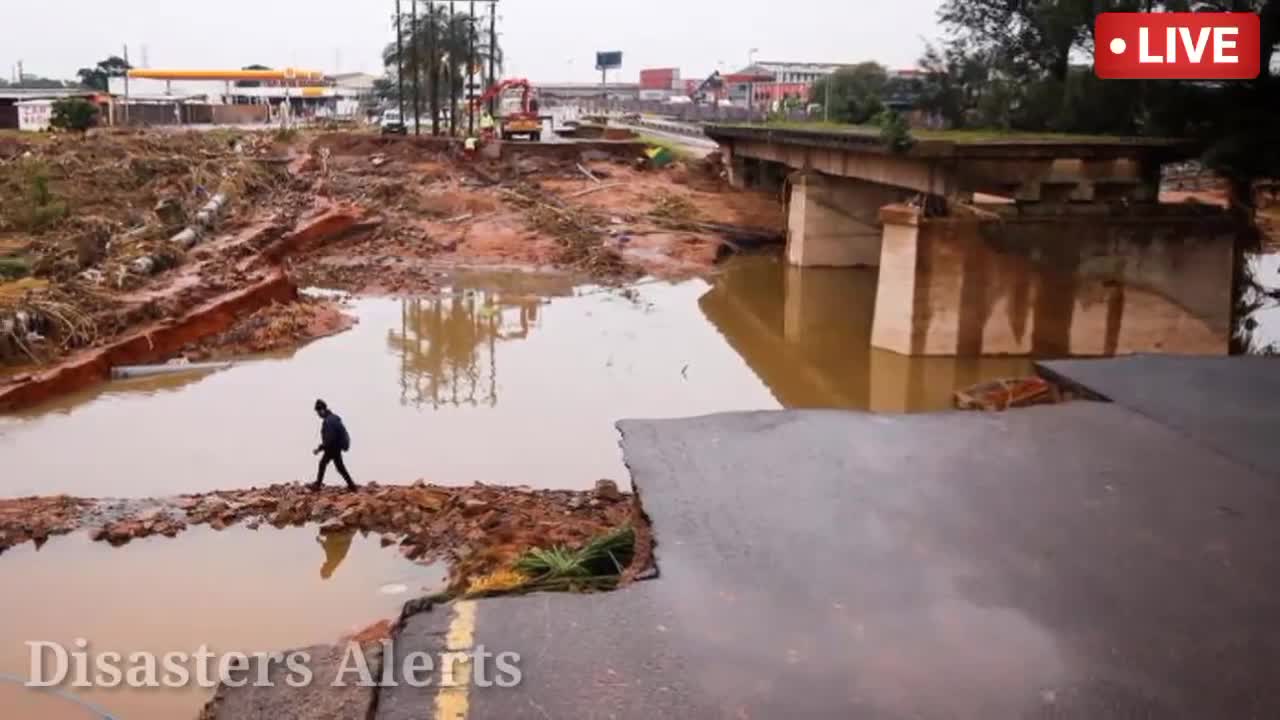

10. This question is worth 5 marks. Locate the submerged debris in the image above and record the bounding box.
[954,376,1063,411]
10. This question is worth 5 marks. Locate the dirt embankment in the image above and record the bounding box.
[292,133,785,293]
[181,295,355,360]
[0,129,785,408]
[0,480,634,592]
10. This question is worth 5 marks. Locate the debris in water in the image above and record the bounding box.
[954,376,1062,411]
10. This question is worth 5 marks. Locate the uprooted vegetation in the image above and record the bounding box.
[1,129,784,402]
[0,130,302,369]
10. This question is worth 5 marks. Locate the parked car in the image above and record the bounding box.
[380,109,407,135]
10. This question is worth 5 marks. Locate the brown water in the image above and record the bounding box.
[0,526,445,719]
[0,256,1031,499]
[4,252,1261,719]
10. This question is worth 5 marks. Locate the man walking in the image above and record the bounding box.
[311,399,357,492]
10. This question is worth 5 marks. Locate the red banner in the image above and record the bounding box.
[1094,12,1260,80]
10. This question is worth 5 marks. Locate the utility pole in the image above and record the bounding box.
[448,0,456,136]
[429,1,439,136]
[468,0,476,135]
[16,60,23,85]
[122,46,130,126]
[488,1,497,117]
[410,0,421,134]
[395,0,406,123]
[824,71,831,123]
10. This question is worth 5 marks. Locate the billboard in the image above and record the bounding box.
[595,52,623,70]
[640,67,680,90]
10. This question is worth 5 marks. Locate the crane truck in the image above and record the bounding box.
[473,78,543,141]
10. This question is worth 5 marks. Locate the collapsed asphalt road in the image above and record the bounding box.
[375,382,1279,718]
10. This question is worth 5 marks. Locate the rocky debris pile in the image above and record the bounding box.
[0,480,634,591]
[955,376,1063,411]
[0,495,93,553]
[92,506,187,545]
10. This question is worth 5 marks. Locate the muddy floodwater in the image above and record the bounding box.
[0,525,444,719]
[1,252,1276,720]
[0,256,1033,498]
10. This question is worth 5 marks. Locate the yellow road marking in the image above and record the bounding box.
[435,600,477,720]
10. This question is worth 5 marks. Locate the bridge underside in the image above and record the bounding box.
[714,127,1240,358]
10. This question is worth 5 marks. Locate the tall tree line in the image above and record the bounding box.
[921,0,1278,210]
[378,2,503,129]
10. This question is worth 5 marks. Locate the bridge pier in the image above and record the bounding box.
[786,173,911,268]
[727,152,787,194]
[870,204,1239,357]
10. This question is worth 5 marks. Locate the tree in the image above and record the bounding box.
[927,0,1280,349]
[381,5,505,125]
[810,62,889,124]
[50,98,98,132]
[13,76,71,89]
[76,56,131,91]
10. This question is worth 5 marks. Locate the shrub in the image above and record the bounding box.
[50,98,99,133]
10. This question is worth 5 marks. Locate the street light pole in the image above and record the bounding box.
[429,1,439,135]
[824,71,831,123]
[410,0,421,134]
[395,0,406,123]
[468,0,476,135]
[488,2,497,117]
[448,0,456,135]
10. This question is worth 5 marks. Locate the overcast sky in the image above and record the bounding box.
[4,0,945,83]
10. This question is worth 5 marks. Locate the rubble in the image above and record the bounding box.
[0,130,300,371]
[295,132,785,291]
[2,128,785,405]
[0,494,93,553]
[954,376,1063,411]
[0,481,635,592]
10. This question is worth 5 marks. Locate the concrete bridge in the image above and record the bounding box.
[705,124,1241,358]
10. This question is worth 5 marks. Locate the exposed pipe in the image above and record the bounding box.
[111,362,234,380]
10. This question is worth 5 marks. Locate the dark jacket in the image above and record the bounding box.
[321,413,351,452]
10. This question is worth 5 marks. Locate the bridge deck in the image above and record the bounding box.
[705,123,1197,161]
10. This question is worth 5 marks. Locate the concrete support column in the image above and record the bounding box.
[870,204,1238,357]
[786,173,908,268]
[727,151,748,190]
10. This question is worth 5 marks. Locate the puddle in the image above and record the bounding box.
[1,257,1042,499]
[0,525,443,719]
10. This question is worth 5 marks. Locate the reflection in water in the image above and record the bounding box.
[388,291,545,408]
[319,528,355,579]
[0,526,446,720]
[700,255,1033,412]
[2,257,1054,500]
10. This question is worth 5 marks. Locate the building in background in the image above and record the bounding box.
[105,68,372,125]
[0,88,103,130]
[639,67,682,101]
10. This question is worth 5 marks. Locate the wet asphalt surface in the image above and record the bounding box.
[383,391,1280,719]
[1040,355,1280,478]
